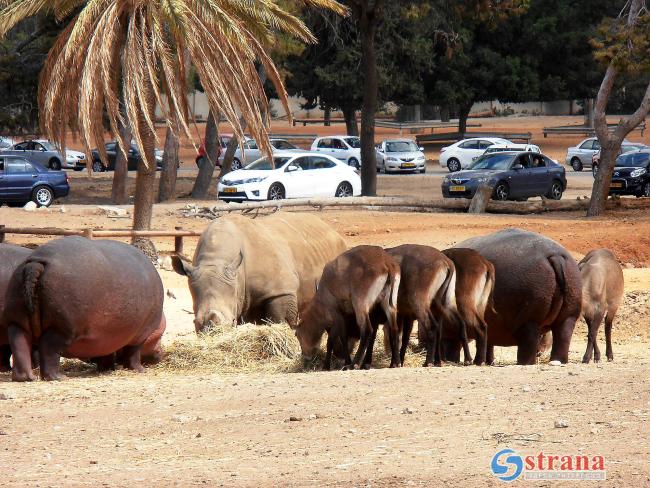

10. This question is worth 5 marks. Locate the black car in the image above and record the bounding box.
[0,155,69,207]
[91,141,163,172]
[607,150,650,197]
[441,151,567,201]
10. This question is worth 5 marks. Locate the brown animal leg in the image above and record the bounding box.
[442,339,461,363]
[118,345,145,373]
[605,316,614,362]
[38,328,69,381]
[361,326,378,370]
[486,344,495,365]
[8,325,34,381]
[0,345,11,372]
[351,312,373,369]
[473,319,488,366]
[93,354,117,373]
[399,316,413,366]
[324,334,333,371]
[583,311,605,364]
[550,317,576,364]
[460,321,473,365]
[516,325,540,365]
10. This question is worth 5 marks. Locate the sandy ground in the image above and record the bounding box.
[1,115,650,486]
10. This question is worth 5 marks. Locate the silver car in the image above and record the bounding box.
[565,137,601,171]
[1,139,85,170]
[231,138,300,169]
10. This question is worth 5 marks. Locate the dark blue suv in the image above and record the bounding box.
[0,155,69,207]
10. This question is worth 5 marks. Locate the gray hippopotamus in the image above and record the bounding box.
[1,237,164,381]
[0,244,32,371]
[448,228,581,365]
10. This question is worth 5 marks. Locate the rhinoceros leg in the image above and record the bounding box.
[0,345,11,372]
[265,295,298,327]
[8,325,35,381]
[39,329,70,381]
[118,344,145,373]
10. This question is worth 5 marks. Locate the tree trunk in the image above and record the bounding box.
[458,102,473,135]
[343,106,359,136]
[191,110,219,199]
[357,1,383,197]
[158,126,179,202]
[440,105,450,122]
[132,90,158,259]
[324,107,331,127]
[587,145,618,216]
[111,119,131,204]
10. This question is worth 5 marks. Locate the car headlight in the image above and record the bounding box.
[417,155,425,161]
[631,168,647,178]
[242,177,267,184]
[387,157,398,162]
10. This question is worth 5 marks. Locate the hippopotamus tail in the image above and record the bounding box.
[548,255,567,294]
[23,261,45,338]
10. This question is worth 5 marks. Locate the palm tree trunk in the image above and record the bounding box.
[191,110,219,199]
[111,119,131,204]
[158,125,179,202]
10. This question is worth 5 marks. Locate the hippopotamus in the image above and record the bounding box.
[1,237,164,381]
[0,244,32,371]
[450,228,582,365]
[172,212,346,331]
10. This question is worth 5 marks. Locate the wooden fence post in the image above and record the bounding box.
[0,224,5,243]
[174,226,184,255]
[83,229,94,240]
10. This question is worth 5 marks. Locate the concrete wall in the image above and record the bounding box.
[470,100,580,116]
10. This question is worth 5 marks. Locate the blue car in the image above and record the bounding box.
[441,151,566,201]
[0,155,70,207]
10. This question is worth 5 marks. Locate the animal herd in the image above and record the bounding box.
[0,212,625,382]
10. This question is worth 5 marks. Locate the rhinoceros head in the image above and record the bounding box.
[171,252,243,332]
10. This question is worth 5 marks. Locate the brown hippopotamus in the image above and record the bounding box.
[1,237,164,381]
[0,244,32,371]
[449,228,581,365]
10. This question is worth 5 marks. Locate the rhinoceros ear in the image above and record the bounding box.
[227,251,243,271]
[171,255,194,277]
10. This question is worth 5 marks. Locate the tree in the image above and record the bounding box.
[158,125,180,202]
[0,0,346,255]
[588,0,650,216]
[191,109,219,199]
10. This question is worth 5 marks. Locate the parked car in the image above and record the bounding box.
[230,138,301,169]
[565,137,642,172]
[310,136,361,168]
[441,151,566,201]
[439,137,511,172]
[217,151,361,201]
[1,139,86,170]
[375,139,426,174]
[0,137,13,149]
[605,150,650,198]
[91,141,164,172]
[591,142,648,175]
[0,155,69,207]
[195,133,252,168]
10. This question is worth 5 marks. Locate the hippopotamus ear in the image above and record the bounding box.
[171,255,194,277]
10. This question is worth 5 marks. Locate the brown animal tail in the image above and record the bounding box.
[389,270,400,309]
[485,263,497,316]
[23,261,45,338]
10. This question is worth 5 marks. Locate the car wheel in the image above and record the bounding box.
[32,185,54,207]
[571,157,583,172]
[419,166,426,174]
[493,182,509,201]
[267,183,285,200]
[49,158,62,171]
[447,158,461,172]
[592,164,598,177]
[92,160,106,172]
[335,182,353,198]
[348,157,360,169]
[546,180,563,200]
[231,158,242,170]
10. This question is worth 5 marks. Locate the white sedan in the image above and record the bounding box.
[217,151,361,201]
[439,137,511,172]
[311,136,361,168]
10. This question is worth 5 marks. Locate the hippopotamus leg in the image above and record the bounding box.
[550,317,576,364]
[117,344,145,373]
[265,295,299,327]
[516,324,540,365]
[8,325,35,381]
[92,354,117,373]
[39,329,71,381]
[486,344,495,365]
[0,345,11,372]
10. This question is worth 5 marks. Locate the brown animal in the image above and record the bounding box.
[171,213,346,331]
[1,237,164,381]
[386,244,459,367]
[579,249,624,363]
[294,246,400,370]
[440,248,495,366]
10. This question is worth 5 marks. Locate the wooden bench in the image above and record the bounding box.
[416,131,532,144]
[543,122,646,138]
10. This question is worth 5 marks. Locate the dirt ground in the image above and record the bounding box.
[2,115,650,486]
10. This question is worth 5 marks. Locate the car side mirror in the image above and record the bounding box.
[512,164,524,170]
[419,147,425,152]
[286,164,299,172]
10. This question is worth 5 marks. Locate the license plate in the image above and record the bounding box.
[450,185,466,192]
[401,163,415,168]
[224,187,237,193]
[610,182,623,188]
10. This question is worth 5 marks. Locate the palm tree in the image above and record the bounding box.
[0,0,346,255]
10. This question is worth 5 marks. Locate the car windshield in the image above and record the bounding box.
[344,137,361,149]
[244,156,292,170]
[616,152,649,167]
[386,141,418,152]
[469,153,515,170]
